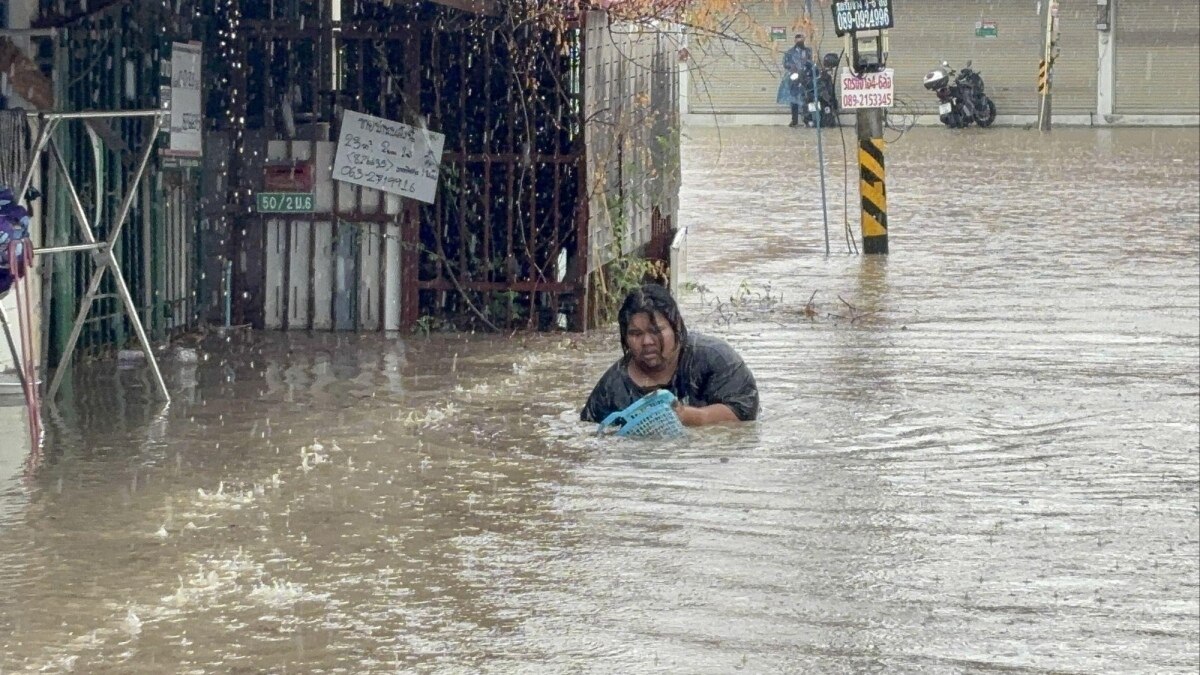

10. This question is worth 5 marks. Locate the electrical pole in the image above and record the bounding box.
[1038,0,1060,131]
[857,108,887,254]
[805,0,832,256]
[833,1,893,255]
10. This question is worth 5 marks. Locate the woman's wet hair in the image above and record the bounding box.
[617,283,688,356]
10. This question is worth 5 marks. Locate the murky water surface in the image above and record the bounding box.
[1,127,1197,673]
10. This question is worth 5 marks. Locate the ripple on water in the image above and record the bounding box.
[0,126,1195,673]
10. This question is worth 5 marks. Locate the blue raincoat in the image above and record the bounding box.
[776,44,814,107]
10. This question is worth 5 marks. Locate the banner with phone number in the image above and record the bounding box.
[839,68,895,109]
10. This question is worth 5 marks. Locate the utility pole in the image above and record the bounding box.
[857,107,887,254]
[1096,0,1115,120]
[832,1,893,255]
[1038,0,1060,131]
[805,0,831,256]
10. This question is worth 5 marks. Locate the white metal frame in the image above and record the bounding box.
[0,303,26,388]
[11,109,171,403]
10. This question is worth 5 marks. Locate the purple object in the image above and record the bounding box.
[0,186,33,292]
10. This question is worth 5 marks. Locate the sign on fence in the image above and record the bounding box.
[832,0,894,37]
[839,68,895,109]
[256,192,314,213]
[332,110,446,204]
[165,42,202,158]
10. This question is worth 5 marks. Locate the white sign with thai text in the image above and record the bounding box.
[839,68,895,109]
[167,42,202,157]
[332,110,445,204]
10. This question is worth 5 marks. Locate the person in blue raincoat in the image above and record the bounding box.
[777,34,814,127]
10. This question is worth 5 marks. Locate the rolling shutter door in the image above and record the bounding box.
[886,2,1038,116]
[687,0,807,114]
[1115,1,1200,114]
[885,1,1094,117]
[1052,3,1100,115]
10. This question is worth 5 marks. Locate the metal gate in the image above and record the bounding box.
[217,0,590,331]
[160,173,200,332]
[33,0,204,364]
[260,139,404,331]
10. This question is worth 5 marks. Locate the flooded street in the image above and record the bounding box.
[1,126,1198,673]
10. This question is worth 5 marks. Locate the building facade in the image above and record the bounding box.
[683,0,1200,125]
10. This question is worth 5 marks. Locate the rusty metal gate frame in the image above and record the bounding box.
[215,3,680,333]
[411,14,587,330]
[220,2,590,332]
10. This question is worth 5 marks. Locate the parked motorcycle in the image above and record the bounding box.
[798,53,841,128]
[922,60,997,128]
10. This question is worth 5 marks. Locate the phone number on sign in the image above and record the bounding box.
[842,92,893,108]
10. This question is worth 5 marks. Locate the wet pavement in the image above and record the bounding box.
[0,126,1198,673]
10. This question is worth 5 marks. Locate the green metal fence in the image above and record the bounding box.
[38,0,205,364]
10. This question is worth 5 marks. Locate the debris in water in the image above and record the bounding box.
[123,609,142,636]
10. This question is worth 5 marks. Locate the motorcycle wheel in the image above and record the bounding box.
[975,97,997,128]
[820,103,837,127]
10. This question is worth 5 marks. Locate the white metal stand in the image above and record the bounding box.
[16,109,171,403]
[0,302,27,390]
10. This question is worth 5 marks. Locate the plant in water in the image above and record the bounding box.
[588,191,668,326]
[413,314,452,337]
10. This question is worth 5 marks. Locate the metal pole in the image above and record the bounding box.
[106,248,170,401]
[0,28,57,38]
[17,118,58,203]
[103,115,162,256]
[35,243,107,255]
[224,259,233,329]
[857,108,888,254]
[48,139,101,245]
[24,109,167,120]
[103,115,170,401]
[805,0,830,256]
[46,265,106,400]
[811,67,831,256]
[1038,0,1057,131]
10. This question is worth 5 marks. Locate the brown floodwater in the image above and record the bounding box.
[1,126,1197,673]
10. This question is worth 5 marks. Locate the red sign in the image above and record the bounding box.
[263,161,314,192]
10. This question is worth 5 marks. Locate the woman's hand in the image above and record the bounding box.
[673,402,739,427]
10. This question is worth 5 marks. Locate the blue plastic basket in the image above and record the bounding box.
[597,389,686,439]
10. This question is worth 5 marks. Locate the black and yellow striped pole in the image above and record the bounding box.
[1037,0,1059,131]
[857,109,888,254]
[1037,58,1052,131]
